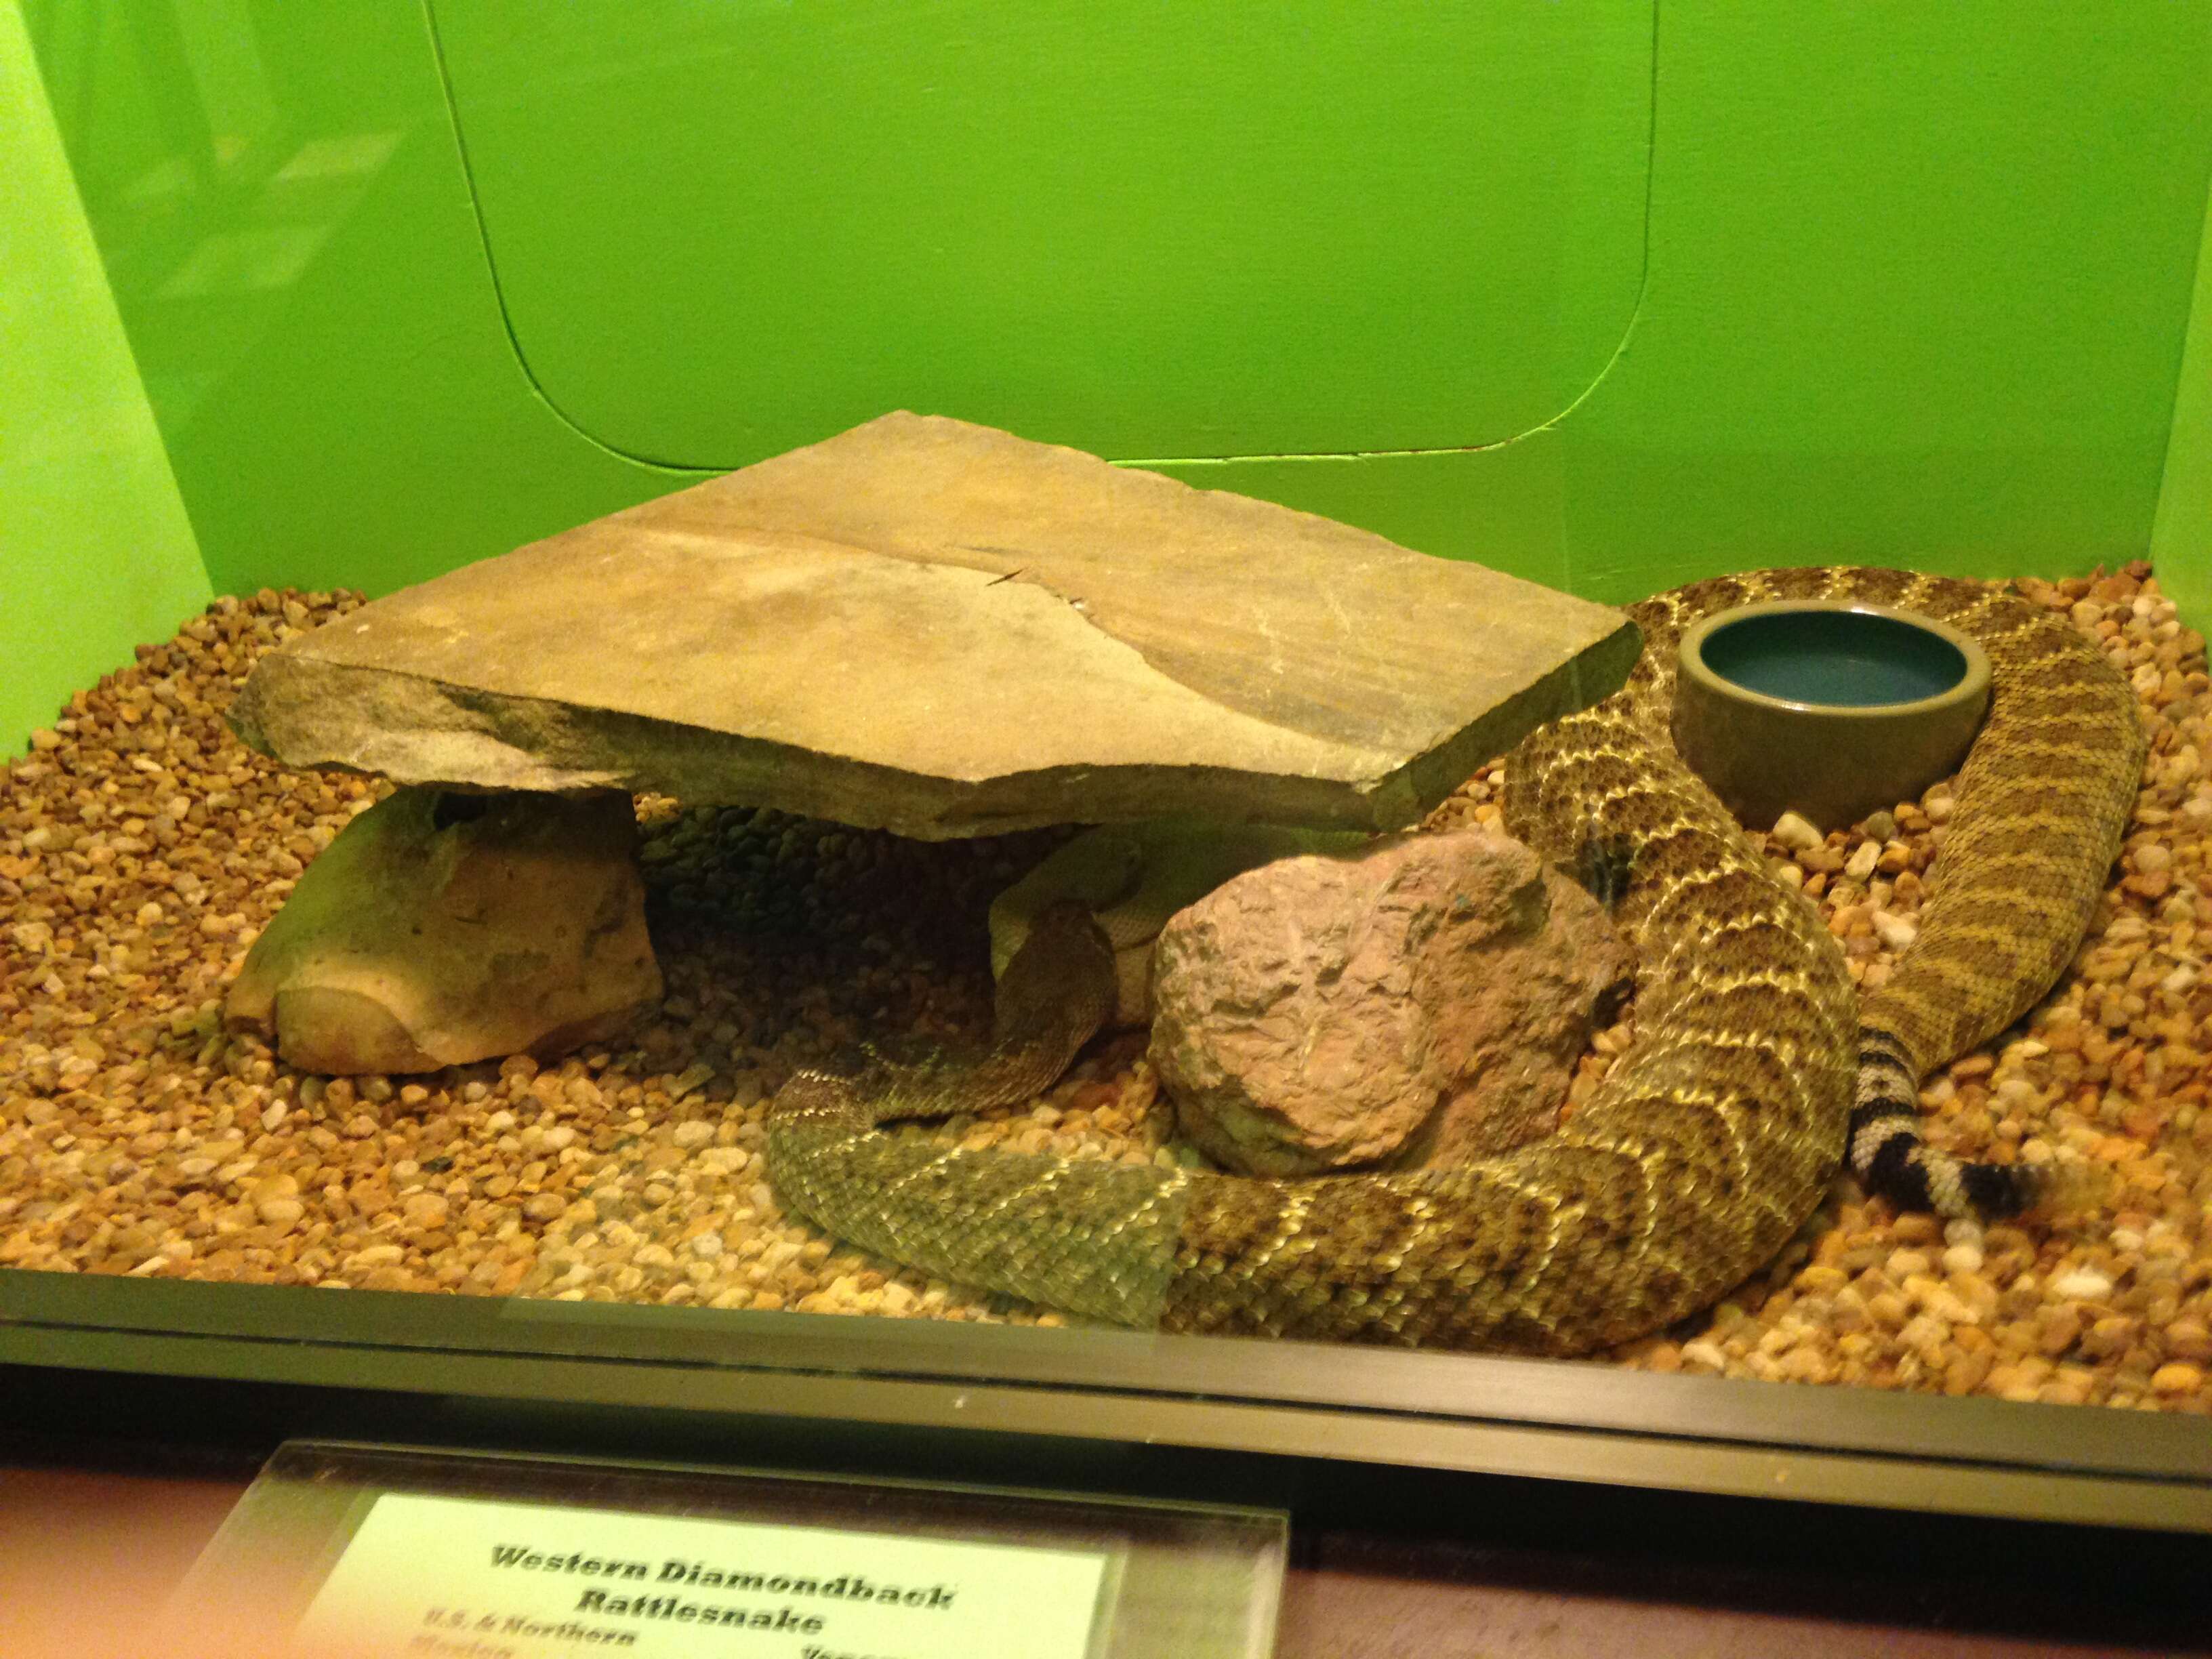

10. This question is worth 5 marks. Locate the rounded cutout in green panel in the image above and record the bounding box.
[430,0,1652,467]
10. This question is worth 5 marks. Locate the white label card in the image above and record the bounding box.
[292,1490,1110,1659]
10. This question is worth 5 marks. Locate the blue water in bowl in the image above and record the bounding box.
[1702,611,1967,707]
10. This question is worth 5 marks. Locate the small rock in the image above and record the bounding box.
[2165,1319,2212,1361]
[2049,1267,2114,1302]
[1770,812,1824,853]
[671,1120,716,1149]
[403,1193,451,1230]
[1150,830,1631,1176]
[257,1197,304,1232]
[223,787,661,1074]
[1870,911,1918,952]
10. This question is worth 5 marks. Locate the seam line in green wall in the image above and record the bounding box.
[2151,144,2212,531]
[1135,0,1663,473]
[419,0,1660,479]
[417,0,705,479]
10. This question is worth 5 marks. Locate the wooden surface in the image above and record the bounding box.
[4,1460,2201,1659]
[232,415,1637,838]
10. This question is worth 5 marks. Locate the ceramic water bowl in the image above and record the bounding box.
[1672,599,1992,833]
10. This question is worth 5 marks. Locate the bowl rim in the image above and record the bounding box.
[1676,597,1994,720]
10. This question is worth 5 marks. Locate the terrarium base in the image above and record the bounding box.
[1,571,2209,1414]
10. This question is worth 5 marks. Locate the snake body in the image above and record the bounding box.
[767,569,2145,1354]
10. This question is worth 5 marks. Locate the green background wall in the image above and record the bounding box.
[1,0,209,758]
[7,1,2212,755]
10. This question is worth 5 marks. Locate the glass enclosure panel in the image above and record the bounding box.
[7,0,2212,1494]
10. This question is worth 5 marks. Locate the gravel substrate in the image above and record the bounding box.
[3,567,2208,1412]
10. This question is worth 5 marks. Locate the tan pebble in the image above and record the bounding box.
[1843,842,1881,883]
[1866,1292,1910,1328]
[1943,1350,1992,1395]
[1941,1244,1984,1275]
[257,1197,304,1232]
[672,1120,716,1149]
[1778,1347,1835,1384]
[403,1193,450,1230]
[2152,1362,2203,1395]
[1890,1212,1944,1244]
[2049,1267,2114,1301]
[1770,812,1824,853]
[750,1290,785,1312]
[2036,1306,2083,1357]
[1870,911,1918,952]
[522,1193,565,1223]
[2083,1315,2138,1358]
[1795,1265,1849,1296]
[2165,1319,2212,1361]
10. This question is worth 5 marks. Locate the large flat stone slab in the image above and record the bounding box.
[230,415,1637,838]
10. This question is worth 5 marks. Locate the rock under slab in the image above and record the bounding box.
[224,786,661,1074]
[987,820,1372,1030]
[1149,830,1632,1178]
[228,413,1637,840]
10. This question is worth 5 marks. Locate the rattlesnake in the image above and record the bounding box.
[767,569,2145,1354]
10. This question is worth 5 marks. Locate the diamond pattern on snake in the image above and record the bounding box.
[767,568,2146,1354]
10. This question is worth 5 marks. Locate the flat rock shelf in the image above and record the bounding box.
[2,567,2209,1414]
[226,414,1638,840]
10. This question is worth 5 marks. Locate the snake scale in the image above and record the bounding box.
[767,569,2146,1354]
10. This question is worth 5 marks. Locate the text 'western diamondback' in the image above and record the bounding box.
[488,1545,958,1609]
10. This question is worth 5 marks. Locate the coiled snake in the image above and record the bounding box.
[767,569,2145,1354]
